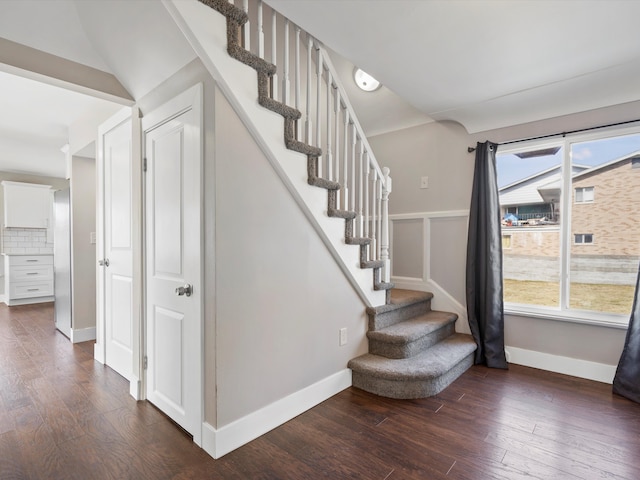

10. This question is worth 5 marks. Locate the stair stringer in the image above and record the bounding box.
[163,0,386,307]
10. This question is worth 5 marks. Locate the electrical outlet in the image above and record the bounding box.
[420,176,429,189]
[339,327,348,346]
[90,232,96,244]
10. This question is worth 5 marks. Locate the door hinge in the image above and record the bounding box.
[143,355,148,370]
[143,158,147,172]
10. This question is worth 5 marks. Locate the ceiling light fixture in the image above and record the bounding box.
[353,68,381,92]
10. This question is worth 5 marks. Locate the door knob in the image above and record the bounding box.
[98,258,110,267]
[175,284,193,297]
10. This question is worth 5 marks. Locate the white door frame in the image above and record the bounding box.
[141,83,204,445]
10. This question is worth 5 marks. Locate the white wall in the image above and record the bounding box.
[368,102,640,381]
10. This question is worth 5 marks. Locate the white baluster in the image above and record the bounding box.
[282,19,290,105]
[364,152,370,257]
[377,174,382,260]
[257,1,264,59]
[381,167,392,282]
[342,111,349,210]
[350,123,356,212]
[357,142,364,237]
[316,47,323,175]
[305,36,312,144]
[271,11,278,101]
[334,90,341,194]
[242,0,250,50]
[371,169,377,261]
[326,71,333,181]
[295,27,301,139]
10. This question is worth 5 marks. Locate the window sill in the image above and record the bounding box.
[504,304,629,330]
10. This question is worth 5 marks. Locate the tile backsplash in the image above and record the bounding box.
[2,228,53,254]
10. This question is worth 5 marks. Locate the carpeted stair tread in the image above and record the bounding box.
[368,311,457,345]
[348,334,476,381]
[374,281,394,291]
[286,139,322,156]
[200,0,248,24]
[308,177,340,190]
[366,289,433,316]
[328,208,357,220]
[361,259,384,269]
[346,237,371,245]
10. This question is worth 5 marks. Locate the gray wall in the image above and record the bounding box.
[368,101,640,370]
[213,88,368,427]
[70,156,97,331]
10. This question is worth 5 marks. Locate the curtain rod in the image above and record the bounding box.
[466,117,640,153]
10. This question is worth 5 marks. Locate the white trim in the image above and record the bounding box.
[201,369,352,459]
[70,326,96,343]
[389,209,469,220]
[505,346,617,384]
[505,305,628,329]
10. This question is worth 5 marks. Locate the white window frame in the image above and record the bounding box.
[573,233,594,244]
[574,186,594,203]
[499,125,640,328]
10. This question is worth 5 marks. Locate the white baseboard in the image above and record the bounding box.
[202,369,352,459]
[505,346,617,384]
[70,326,96,343]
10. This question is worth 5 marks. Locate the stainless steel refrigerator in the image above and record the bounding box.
[54,188,71,338]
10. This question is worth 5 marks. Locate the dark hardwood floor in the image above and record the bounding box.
[1,302,639,479]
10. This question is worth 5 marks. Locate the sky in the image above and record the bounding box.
[497,133,640,187]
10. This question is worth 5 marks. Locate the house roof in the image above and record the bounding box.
[499,151,640,206]
[499,165,587,206]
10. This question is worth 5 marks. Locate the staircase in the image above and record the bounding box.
[349,289,476,399]
[172,0,476,398]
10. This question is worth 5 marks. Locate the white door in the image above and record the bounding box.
[96,109,134,381]
[143,85,202,445]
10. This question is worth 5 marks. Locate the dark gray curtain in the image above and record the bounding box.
[466,141,508,369]
[613,262,640,402]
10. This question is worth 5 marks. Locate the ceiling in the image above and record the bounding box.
[266,0,640,133]
[0,0,196,178]
[3,0,640,179]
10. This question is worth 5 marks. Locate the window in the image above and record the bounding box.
[574,233,593,244]
[497,131,640,323]
[574,186,594,203]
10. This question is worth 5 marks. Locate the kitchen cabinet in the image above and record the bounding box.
[4,254,54,306]
[2,181,52,228]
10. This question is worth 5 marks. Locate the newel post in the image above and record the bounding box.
[381,167,392,282]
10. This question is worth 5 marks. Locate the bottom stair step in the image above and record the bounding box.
[348,334,477,399]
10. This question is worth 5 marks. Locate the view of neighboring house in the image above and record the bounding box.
[500,151,640,286]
